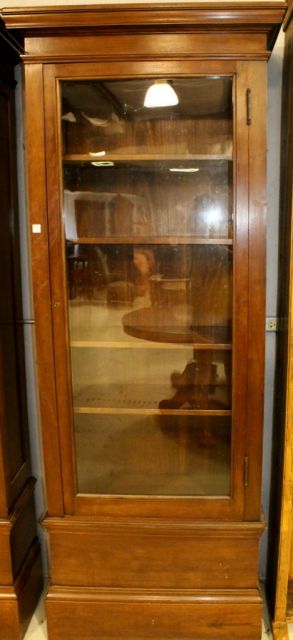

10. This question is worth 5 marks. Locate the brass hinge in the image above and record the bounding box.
[244,455,249,487]
[246,89,252,125]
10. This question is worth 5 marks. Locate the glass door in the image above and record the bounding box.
[61,76,234,499]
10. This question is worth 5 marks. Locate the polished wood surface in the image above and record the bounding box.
[22,33,270,64]
[266,2,293,639]
[46,587,263,640]
[44,516,264,589]
[1,2,286,65]
[24,63,64,516]
[122,307,231,344]
[0,483,42,640]
[1,2,285,40]
[244,60,267,521]
[4,3,285,638]
[0,48,30,511]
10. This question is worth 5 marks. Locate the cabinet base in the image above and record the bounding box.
[0,480,43,639]
[46,585,263,640]
[44,515,265,639]
[272,622,290,640]
[0,538,43,640]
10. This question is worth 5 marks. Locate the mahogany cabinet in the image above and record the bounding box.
[1,3,285,639]
[266,1,293,639]
[0,21,42,640]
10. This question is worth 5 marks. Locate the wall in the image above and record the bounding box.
[9,0,285,580]
[261,29,284,577]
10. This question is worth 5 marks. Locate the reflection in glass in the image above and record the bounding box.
[75,415,231,496]
[63,162,232,240]
[67,243,232,344]
[62,77,233,156]
[61,76,234,497]
[71,347,231,412]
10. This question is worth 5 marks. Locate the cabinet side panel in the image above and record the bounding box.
[0,67,32,510]
[245,61,267,521]
[0,596,20,640]
[24,63,64,515]
[0,52,43,640]
[0,523,13,584]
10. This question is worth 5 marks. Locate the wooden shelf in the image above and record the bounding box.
[74,407,231,417]
[63,153,233,164]
[67,237,233,245]
[72,383,231,416]
[70,340,232,350]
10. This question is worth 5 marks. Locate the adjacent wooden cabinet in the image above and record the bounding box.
[1,3,286,639]
[267,2,293,639]
[0,22,42,640]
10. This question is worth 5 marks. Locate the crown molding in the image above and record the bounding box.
[0,3,286,36]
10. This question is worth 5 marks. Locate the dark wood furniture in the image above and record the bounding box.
[266,2,293,639]
[1,4,286,639]
[0,22,42,640]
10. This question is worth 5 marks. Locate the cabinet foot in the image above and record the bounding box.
[46,585,263,640]
[272,621,289,640]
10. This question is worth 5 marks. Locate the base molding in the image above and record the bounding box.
[0,480,43,640]
[46,585,263,640]
[0,538,43,640]
[44,516,264,638]
[272,621,290,640]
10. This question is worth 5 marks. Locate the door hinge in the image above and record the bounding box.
[244,455,249,487]
[246,89,252,125]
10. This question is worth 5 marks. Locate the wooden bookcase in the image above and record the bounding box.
[1,4,285,639]
[0,23,42,640]
[266,2,293,639]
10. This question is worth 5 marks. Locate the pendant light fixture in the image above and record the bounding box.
[144,80,179,108]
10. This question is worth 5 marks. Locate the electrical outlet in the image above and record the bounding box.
[266,317,279,332]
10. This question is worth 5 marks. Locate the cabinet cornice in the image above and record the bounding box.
[0,2,286,53]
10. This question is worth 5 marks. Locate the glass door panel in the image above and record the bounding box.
[63,160,232,240]
[61,76,234,497]
[75,415,231,496]
[71,346,231,411]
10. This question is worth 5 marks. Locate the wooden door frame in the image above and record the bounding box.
[25,56,265,521]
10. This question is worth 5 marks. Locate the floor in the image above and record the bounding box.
[22,594,293,640]
[24,597,47,640]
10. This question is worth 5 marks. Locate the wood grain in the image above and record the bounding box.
[44,516,263,590]
[24,62,64,516]
[244,60,267,521]
[1,2,285,36]
[0,60,31,510]
[46,585,263,640]
[0,539,42,640]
